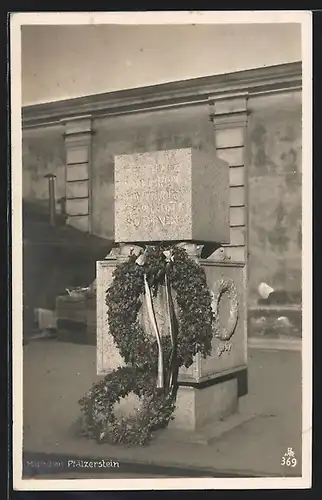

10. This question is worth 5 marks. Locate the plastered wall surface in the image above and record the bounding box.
[22,125,66,205]
[247,91,302,303]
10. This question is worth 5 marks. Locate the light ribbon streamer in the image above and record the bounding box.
[143,273,164,389]
[164,273,177,393]
[136,251,164,388]
[163,250,177,393]
[136,249,178,392]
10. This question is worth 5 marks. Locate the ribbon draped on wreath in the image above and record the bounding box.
[78,245,214,446]
[139,248,178,395]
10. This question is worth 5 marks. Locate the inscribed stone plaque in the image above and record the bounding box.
[114,148,229,244]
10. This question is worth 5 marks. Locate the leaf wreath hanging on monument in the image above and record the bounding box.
[78,245,214,446]
[107,245,213,371]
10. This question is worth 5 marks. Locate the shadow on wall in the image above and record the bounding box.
[23,199,113,338]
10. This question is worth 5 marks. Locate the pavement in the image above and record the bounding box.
[248,337,301,351]
[22,339,302,478]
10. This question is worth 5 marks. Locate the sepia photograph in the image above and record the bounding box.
[11,11,312,491]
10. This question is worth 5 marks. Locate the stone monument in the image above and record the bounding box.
[114,148,229,244]
[97,145,248,442]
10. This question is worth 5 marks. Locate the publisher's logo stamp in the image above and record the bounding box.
[281,447,297,468]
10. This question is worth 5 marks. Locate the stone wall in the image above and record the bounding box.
[22,91,302,306]
[247,91,302,305]
[22,124,66,208]
[22,68,302,342]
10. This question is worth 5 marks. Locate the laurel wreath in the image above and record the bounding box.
[107,245,213,370]
[211,278,239,341]
[78,366,176,446]
[78,245,214,445]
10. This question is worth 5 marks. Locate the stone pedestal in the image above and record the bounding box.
[97,254,247,438]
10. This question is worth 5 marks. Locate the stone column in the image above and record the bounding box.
[209,93,249,263]
[61,116,92,233]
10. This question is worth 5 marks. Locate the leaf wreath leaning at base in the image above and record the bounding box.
[78,244,214,446]
[78,366,176,446]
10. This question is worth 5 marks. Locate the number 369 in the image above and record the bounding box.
[281,457,297,467]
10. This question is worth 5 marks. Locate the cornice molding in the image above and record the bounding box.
[22,62,302,129]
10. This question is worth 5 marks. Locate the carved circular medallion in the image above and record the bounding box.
[211,278,239,341]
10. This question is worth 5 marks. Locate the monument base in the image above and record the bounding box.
[96,246,247,441]
[170,379,238,432]
[154,410,258,446]
[151,373,256,444]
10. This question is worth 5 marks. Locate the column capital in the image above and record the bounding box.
[211,111,248,130]
[61,115,93,144]
[208,92,249,129]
